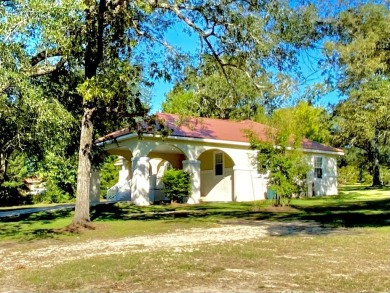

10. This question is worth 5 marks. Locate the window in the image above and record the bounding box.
[314,157,323,179]
[214,152,223,176]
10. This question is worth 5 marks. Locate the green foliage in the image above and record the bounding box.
[337,163,377,185]
[39,152,77,198]
[250,140,309,206]
[338,166,359,185]
[325,4,390,186]
[324,4,390,90]
[0,186,32,207]
[361,172,373,185]
[0,151,76,205]
[380,167,390,186]
[99,156,119,198]
[270,101,331,144]
[161,1,327,120]
[332,77,390,186]
[162,169,191,203]
[32,179,73,204]
[1,152,30,189]
[162,63,285,120]
[162,89,199,117]
[248,103,318,206]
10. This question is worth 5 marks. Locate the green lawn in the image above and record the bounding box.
[0,185,389,292]
[1,184,388,243]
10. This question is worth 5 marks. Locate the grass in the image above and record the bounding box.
[0,184,389,292]
[16,227,390,293]
[0,185,389,242]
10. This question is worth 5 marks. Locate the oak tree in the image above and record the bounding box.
[325,3,390,186]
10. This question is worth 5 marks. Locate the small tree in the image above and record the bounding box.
[252,141,309,206]
[162,169,191,204]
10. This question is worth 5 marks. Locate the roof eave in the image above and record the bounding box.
[98,133,344,155]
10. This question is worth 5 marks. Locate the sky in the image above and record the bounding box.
[149,25,198,113]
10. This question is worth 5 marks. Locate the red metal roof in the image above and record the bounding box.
[156,113,269,142]
[100,113,343,154]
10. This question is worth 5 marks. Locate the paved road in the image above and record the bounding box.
[0,202,112,219]
[0,204,75,218]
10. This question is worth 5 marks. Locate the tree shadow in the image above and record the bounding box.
[0,209,75,241]
[340,185,390,192]
[2,194,389,241]
[91,195,390,238]
[91,197,390,230]
[90,201,259,221]
[288,198,390,228]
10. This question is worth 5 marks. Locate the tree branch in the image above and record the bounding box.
[26,57,66,77]
[30,49,63,66]
[95,0,106,69]
[152,2,232,85]
[132,20,177,54]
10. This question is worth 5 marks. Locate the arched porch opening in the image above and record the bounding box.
[104,150,133,202]
[147,144,187,203]
[197,149,235,202]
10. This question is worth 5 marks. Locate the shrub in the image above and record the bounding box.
[0,186,32,206]
[338,165,359,185]
[360,171,372,184]
[32,180,72,204]
[380,167,390,186]
[162,169,191,203]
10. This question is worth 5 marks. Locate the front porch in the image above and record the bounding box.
[92,135,268,205]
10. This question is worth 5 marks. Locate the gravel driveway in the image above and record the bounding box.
[0,220,329,271]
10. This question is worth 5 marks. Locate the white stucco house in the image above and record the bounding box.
[90,113,343,205]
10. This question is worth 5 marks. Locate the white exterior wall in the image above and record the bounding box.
[103,134,341,203]
[121,136,263,203]
[201,168,233,202]
[233,167,267,201]
[307,154,338,196]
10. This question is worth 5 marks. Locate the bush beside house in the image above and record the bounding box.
[162,169,191,203]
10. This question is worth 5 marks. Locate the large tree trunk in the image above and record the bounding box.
[372,129,381,187]
[0,151,10,185]
[0,152,5,184]
[72,106,95,226]
[71,1,106,226]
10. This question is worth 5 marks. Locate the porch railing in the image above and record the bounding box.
[106,180,131,202]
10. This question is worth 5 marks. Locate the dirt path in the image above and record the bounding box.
[0,220,331,271]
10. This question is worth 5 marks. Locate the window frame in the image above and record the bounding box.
[214,152,224,176]
[314,156,323,179]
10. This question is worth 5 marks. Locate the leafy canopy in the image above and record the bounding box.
[325,3,390,186]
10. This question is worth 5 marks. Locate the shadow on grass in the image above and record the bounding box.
[288,198,390,228]
[339,184,390,192]
[90,201,261,221]
[0,209,74,241]
[91,197,390,230]
[1,193,389,241]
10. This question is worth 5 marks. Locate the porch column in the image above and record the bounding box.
[131,156,150,206]
[182,160,201,204]
[90,170,100,203]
